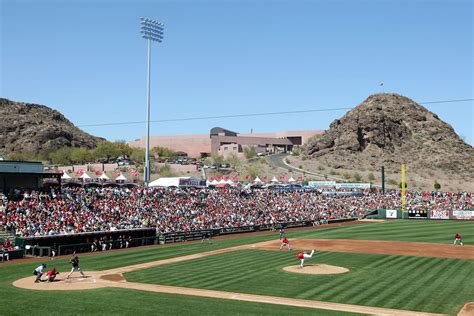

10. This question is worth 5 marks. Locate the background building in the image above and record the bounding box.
[128,128,321,158]
[0,161,61,194]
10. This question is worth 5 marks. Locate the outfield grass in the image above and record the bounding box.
[0,233,357,315]
[2,220,473,315]
[288,220,474,244]
[125,249,474,315]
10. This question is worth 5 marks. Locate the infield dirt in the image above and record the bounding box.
[255,239,474,259]
[14,239,472,315]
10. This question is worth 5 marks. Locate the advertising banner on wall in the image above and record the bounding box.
[453,210,474,220]
[308,181,336,187]
[386,209,398,219]
[429,210,450,220]
[179,178,207,187]
[336,183,371,189]
[408,209,428,219]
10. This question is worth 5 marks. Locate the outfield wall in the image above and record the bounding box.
[159,218,356,244]
[374,209,474,220]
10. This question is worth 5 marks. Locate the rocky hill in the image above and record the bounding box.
[302,93,474,186]
[0,98,103,155]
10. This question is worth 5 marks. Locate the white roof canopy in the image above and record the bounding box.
[115,173,128,181]
[99,172,110,180]
[61,171,72,179]
[288,177,296,183]
[254,176,262,183]
[148,177,190,187]
[80,172,91,179]
[271,176,279,183]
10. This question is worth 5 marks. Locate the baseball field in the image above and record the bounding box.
[2,220,473,315]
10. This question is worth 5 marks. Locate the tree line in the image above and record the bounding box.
[6,141,179,166]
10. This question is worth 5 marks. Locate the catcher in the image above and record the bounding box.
[66,253,86,279]
[46,267,59,282]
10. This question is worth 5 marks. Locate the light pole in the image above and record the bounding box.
[140,17,164,187]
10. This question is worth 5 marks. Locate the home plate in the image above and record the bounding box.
[283,264,349,275]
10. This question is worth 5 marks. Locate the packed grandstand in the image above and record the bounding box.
[1,186,472,237]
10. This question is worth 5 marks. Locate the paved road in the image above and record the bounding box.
[265,154,345,181]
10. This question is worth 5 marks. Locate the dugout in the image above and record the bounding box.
[16,228,156,257]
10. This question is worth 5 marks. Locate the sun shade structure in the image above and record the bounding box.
[61,171,72,180]
[80,172,92,179]
[99,172,110,180]
[148,177,190,187]
[115,173,128,181]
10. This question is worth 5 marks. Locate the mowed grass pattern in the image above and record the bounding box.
[0,233,359,316]
[125,249,474,315]
[288,220,474,244]
[2,220,473,315]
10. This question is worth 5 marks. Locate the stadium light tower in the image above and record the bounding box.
[140,17,164,187]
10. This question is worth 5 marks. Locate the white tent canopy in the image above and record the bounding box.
[254,176,262,183]
[271,176,279,183]
[80,172,91,179]
[115,173,128,181]
[61,171,72,180]
[210,179,219,185]
[149,177,190,187]
[288,177,296,183]
[99,172,110,180]
[225,179,234,185]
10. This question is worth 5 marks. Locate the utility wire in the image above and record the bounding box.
[77,98,474,128]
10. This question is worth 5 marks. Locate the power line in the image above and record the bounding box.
[78,107,352,127]
[77,98,474,128]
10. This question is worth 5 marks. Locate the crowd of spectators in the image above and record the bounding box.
[0,186,472,237]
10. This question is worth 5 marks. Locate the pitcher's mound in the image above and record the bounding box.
[283,264,349,275]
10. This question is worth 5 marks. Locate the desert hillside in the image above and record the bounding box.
[300,93,474,191]
[0,98,103,155]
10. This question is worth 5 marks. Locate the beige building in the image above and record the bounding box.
[128,127,322,158]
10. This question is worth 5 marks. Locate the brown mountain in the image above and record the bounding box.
[0,98,103,155]
[303,93,474,184]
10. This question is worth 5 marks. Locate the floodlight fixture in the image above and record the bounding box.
[140,17,164,187]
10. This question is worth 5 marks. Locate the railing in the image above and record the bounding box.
[14,218,358,257]
[57,236,157,256]
[159,218,356,244]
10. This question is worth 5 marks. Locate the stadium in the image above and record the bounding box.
[1,1,473,315]
[1,183,473,315]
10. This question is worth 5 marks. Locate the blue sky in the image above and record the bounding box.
[1,0,473,144]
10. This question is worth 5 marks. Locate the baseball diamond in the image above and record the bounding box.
[3,220,474,315]
[3,2,474,316]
